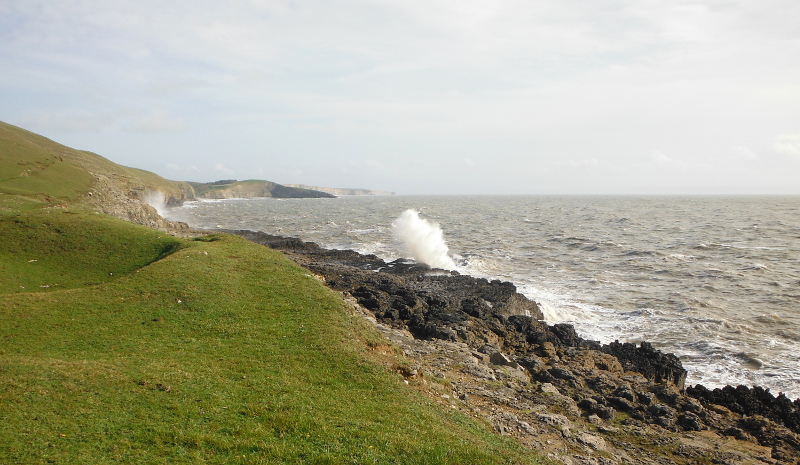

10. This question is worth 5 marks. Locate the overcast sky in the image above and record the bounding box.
[2,1,799,194]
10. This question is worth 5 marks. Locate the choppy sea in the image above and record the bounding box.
[166,195,800,399]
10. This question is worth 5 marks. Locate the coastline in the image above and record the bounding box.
[227,227,800,464]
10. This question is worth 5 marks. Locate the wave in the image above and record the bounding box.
[391,209,456,271]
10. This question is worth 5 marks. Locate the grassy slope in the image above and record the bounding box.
[0,218,542,464]
[0,122,192,210]
[0,123,546,464]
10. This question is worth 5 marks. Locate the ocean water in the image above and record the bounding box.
[166,195,800,399]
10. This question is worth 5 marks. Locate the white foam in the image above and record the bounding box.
[143,190,166,217]
[391,209,456,271]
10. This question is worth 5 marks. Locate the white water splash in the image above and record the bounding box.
[391,209,456,270]
[143,190,167,217]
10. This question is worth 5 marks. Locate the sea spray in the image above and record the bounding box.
[392,209,457,271]
[143,190,167,217]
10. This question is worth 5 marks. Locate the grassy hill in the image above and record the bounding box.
[0,123,547,464]
[188,180,336,199]
[0,122,193,213]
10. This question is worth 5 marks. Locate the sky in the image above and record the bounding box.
[2,0,799,195]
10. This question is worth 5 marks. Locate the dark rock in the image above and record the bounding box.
[602,341,687,390]
[606,396,635,412]
[613,384,636,402]
[678,412,703,431]
[648,403,676,419]
[687,384,800,436]
[578,398,598,411]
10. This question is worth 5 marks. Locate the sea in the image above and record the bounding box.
[165,195,800,399]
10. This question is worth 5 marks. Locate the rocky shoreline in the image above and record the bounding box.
[229,228,800,465]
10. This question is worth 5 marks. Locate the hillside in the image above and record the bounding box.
[0,122,333,229]
[0,123,546,464]
[188,179,335,199]
[0,121,193,229]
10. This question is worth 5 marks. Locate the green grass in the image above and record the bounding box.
[0,209,182,294]
[0,212,545,464]
[0,121,193,209]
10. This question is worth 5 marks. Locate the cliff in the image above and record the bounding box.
[0,121,192,231]
[285,184,395,196]
[188,179,335,199]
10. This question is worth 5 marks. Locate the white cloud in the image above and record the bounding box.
[731,146,759,160]
[773,135,800,157]
[127,109,189,133]
[214,163,235,175]
[463,158,476,168]
[650,151,672,164]
[166,163,199,171]
[568,158,599,168]
[364,160,384,170]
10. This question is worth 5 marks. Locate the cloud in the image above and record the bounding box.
[650,151,672,164]
[214,163,235,175]
[568,158,599,168]
[463,158,476,168]
[127,109,189,133]
[364,160,384,170]
[773,135,800,157]
[731,146,759,160]
[166,162,199,171]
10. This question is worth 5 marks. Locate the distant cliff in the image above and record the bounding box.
[188,180,335,199]
[285,184,395,196]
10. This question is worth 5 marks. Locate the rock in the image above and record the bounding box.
[578,398,598,411]
[576,432,607,451]
[539,341,558,358]
[489,351,517,367]
[541,383,561,395]
[496,366,529,384]
[602,341,687,390]
[462,362,497,380]
[536,412,572,428]
[648,403,676,427]
[613,383,636,402]
[678,412,703,431]
[606,396,635,412]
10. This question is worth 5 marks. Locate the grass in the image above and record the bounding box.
[0,121,192,209]
[0,209,182,293]
[0,210,546,464]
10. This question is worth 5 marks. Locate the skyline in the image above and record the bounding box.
[2,1,799,195]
